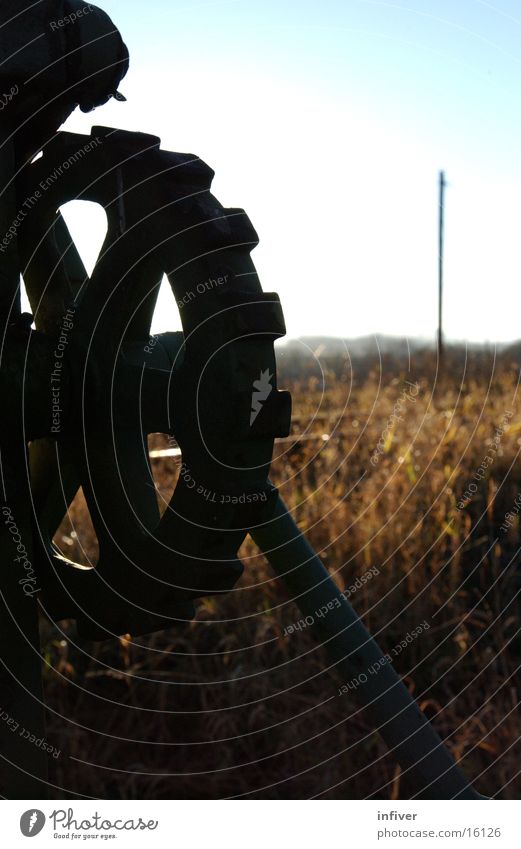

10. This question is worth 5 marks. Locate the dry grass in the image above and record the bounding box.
[40,346,521,798]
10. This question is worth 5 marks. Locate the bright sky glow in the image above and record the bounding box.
[54,0,521,344]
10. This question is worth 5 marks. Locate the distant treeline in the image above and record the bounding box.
[276,336,521,384]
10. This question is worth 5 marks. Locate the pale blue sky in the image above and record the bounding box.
[57,0,521,343]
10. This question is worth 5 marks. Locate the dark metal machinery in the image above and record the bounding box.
[0,1,486,800]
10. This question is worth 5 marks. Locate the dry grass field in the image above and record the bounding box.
[40,344,521,799]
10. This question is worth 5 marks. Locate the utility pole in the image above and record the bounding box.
[438,170,445,358]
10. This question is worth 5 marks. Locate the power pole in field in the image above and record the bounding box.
[438,170,446,358]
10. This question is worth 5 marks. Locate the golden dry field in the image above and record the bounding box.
[41,345,521,799]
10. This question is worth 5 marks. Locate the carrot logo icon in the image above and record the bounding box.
[250,369,273,425]
[20,809,46,836]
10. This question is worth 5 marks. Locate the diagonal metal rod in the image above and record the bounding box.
[251,495,483,799]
